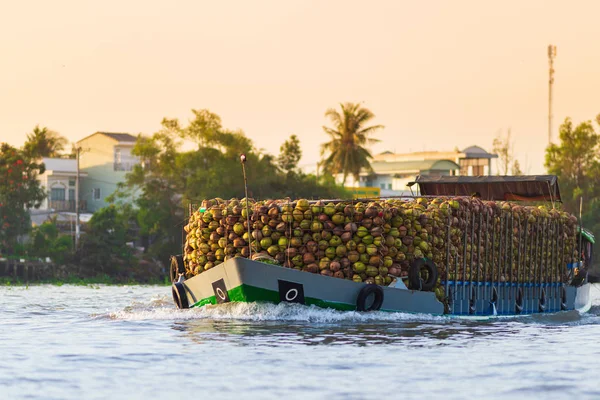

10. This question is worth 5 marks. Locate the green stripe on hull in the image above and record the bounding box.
[191,283,356,311]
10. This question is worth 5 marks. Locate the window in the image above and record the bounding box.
[114,148,122,171]
[388,183,392,190]
[69,179,75,187]
[93,188,101,201]
[380,183,385,189]
[472,165,484,176]
[69,189,75,201]
[50,188,65,201]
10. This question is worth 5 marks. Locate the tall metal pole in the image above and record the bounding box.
[75,147,81,248]
[240,154,252,260]
[548,45,557,144]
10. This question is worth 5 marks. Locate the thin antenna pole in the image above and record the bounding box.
[548,45,557,145]
[75,146,81,248]
[240,154,252,260]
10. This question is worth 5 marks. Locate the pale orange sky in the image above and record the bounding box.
[1,1,599,174]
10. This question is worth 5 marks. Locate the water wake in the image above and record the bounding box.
[101,283,600,324]
[105,299,446,323]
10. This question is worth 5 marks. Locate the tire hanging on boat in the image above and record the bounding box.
[356,285,384,311]
[170,255,185,283]
[407,258,438,291]
[172,282,189,309]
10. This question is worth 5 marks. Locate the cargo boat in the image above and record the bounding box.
[171,175,593,316]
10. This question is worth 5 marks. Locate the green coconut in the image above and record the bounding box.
[352,262,366,273]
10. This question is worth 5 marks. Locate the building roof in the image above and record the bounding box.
[373,145,497,162]
[366,159,460,175]
[461,145,498,159]
[374,150,463,162]
[41,158,89,177]
[77,132,137,144]
[42,158,77,173]
[408,175,561,202]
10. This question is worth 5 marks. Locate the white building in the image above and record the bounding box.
[338,145,498,196]
[37,158,88,212]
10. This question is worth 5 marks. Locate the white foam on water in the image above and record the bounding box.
[105,300,446,323]
[101,284,600,323]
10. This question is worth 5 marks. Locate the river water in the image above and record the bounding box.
[1,284,600,400]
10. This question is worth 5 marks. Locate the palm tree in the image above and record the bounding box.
[320,102,383,186]
[23,125,69,158]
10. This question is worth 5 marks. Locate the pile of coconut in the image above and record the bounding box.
[183,197,579,296]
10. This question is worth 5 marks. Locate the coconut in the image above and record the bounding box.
[369,255,381,266]
[356,226,368,238]
[329,235,342,247]
[324,203,336,216]
[366,244,378,256]
[330,261,341,272]
[325,247,336,259]
[306,263,319,273]
[332,213,345,225]
[303,253,315,265]
[285,247,297,258]
[267,245,280,257]
[292,254,303,267]
[319,258,331,270]
[353,262,366,273]
[333,271,345,279]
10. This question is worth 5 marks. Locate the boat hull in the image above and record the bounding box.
[174,258,591,316]
[178,257,444,314]
[444,281,590,315]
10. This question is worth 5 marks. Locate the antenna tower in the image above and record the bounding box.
[548,45,557,144]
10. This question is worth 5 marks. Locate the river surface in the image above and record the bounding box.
[1,284,600,400]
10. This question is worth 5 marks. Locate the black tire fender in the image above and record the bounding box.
[172,282,189,309]
[356,285,384,312]
[170,255,185,283]
[408,258,438,292]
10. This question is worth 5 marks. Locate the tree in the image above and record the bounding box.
[27,219,73,264]
[109,109,348,265]
[492,129,522,175]
[0,144,46,253]
[76,205,136,277]
[277,135,302,173]
[23,125,69,158]
[320,102,383,185]
[545,115,600,252]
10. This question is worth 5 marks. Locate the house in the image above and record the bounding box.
[37,158,88,212]
[340,145,498,196]
[458,145,498,176]
[31,157,93,230]
[76,132,140,212]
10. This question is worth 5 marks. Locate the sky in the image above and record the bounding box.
[1,0,599,174]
